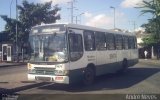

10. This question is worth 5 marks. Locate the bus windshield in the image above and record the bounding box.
[29,32,68,63]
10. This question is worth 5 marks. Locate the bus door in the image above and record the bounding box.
[68,28,87,70]
[2,45,7,61]
[7,46,12,61]
[2,44,12,61]
[95,32,106,66]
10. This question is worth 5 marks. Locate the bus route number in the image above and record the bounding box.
[109,54,117,59]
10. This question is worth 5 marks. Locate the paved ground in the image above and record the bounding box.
[0,62,26,67]
[0,61,160,95]
[139,59,160,66]
[17,63,160,94]
[0,59,159,67]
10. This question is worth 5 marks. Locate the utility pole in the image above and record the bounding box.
[129,21,136,32]
[10,0,14,18]
[76,13,84,24]
[16,0,18,62]
[110,6,116,29]
[71,1,73,23]
[68,0,75,23]
[133,21,136,32]
[68,0,76,23]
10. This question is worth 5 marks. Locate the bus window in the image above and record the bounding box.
[69,33,83,61]
[83,31,95,51]
[132,37,135,49]
[95,32,106,50]
[128,37,131,49]
[115,34,123,50]
[128,36,135,49]
[123,36,129,50]
[106,33,115,50]
[134,37,138,49]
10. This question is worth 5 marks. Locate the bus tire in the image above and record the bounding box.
[117,59,128,74]
[83,67,95,86]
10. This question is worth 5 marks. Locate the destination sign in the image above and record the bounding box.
[41,28,60,33]
[32,28,60,34]
[31,24,65,34]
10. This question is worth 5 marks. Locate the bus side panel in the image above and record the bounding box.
[68,28,97,84]
[122,49,131,67]
[69,51,97,84]
[128,49,139,67]
[96,50,118,76]
[116,50,123,69]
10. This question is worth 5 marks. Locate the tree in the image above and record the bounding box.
[137,0,160,59]
[0,15,23,43]
[141,18,159,46]
[0,31,10,42]
[0,0,60,48]
[142,34,157,46]
[138,0,160,44]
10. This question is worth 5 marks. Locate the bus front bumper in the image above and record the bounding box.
[28,74,69,84]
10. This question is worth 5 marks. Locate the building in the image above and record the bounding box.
[0,31,16,62]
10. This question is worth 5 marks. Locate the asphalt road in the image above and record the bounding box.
[0,63,160,94]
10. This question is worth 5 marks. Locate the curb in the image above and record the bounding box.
[139,60,160,67]
[0,63,27,68]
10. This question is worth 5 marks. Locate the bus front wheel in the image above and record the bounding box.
[83,67,95,86]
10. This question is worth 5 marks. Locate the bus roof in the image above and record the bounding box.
[32,23,135,36]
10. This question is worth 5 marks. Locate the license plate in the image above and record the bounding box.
[36,77,51,81]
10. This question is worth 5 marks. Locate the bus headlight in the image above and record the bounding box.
[54,70,69,76]
[28,69,36,74]
[28,63,35,69]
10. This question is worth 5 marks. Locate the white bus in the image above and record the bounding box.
[27,23,138,85]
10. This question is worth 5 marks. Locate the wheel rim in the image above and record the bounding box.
[85,71,93,81]
[84,68,94,85]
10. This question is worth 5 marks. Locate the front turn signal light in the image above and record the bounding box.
[27,63,32,69]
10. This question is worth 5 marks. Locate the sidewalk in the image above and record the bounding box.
[0,62,27,68]
[139,59,160,66]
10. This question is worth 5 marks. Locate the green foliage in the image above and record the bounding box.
[0,15,22,43]
[142,34,158,46]
[0,0,60,48]
[0,31,9,42]
[138,0,160,45]
[141,19,156,33]
[18,0,60,30]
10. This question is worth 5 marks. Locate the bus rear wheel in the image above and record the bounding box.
[117,60,128,74]
[83,67,95,86]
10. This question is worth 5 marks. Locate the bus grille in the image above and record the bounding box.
[34,67,55,75]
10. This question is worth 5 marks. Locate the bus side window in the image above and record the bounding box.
[115,34,123,50]
[128,37,131,49]
[106,33,115,50]
[69,33,83,61]
[134,37,138,49]
[128,36,135,49]
[95,32,106,50]
[83,31,95,51]
[123,36,129,50]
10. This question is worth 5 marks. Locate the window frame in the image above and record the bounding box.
[128,36,135,49]
[123,35,129,50]
[95,32,106,51]
[68,33,83,61]
[106,33,116,50]
[83,30,96,51]
[115,34,123,50]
